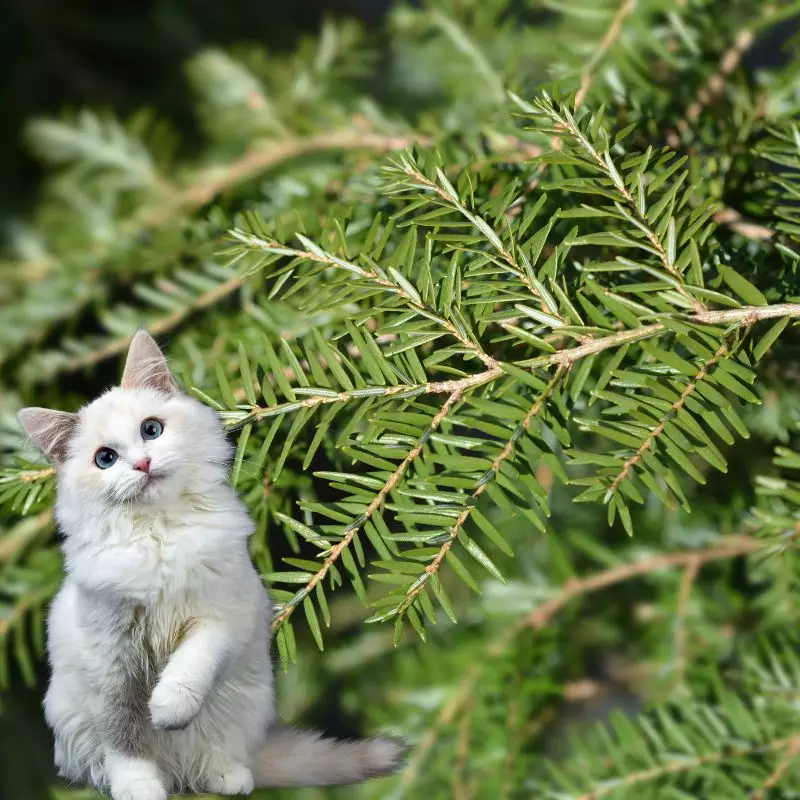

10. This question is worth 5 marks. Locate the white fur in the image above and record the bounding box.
[22,331,404,800]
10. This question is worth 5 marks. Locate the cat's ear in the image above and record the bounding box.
[121,329,179,394]
[18,408,79,464]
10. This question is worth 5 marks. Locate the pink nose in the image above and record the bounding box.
[133,457,151,473]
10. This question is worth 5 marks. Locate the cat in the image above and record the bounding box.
[18,329,405,800]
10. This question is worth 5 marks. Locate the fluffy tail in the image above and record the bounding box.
[252,727,406,788]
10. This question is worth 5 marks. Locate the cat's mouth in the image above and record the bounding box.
[136,471,168,495]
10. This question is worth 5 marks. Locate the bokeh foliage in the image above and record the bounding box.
[3,0,800,797]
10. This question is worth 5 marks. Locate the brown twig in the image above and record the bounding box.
[666,8,777,148]
[63,273,250,373]
[751,735,800,799]
[575,734,799,799]
[453,701,474,800]
[400,661,483,789]
[141,130,430,225]
[524,534,769,632]
[0,583,60,638]
[713,207,774,243]
[673,555,701,685]
[575,0,637,109]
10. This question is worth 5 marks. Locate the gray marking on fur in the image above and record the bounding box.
[81,594,157,758]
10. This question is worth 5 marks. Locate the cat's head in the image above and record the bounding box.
[18,330,232,509]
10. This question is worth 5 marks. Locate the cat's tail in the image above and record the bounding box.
[252,727,407,788]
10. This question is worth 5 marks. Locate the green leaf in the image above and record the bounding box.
[754,317,789,360]
[719,266,767,306]
[303,596,324,651]
[460,534,506,582]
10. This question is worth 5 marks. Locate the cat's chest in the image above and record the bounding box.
[105,511,221,593]
[130,600,195,667]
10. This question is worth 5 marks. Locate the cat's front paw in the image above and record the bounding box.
[203,760,254,795]
[149,680,203,730]
[108,757,167,800]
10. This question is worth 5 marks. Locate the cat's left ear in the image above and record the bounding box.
[121,329,179,394]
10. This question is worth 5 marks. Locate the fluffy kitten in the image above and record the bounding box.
[18,330,404,800]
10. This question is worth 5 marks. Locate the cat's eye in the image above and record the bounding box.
[94,448,118,469]
[140,418,164,440]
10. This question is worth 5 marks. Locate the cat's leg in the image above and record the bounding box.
[80,596,167,800]
[201,758,255,795]
[44,585,103,783]
[44,672,103,784]
[100,658,167,800]
[192,662,272,795]
[104,753,166,800]
[149,621,236,731]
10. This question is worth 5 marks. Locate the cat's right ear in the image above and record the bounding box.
[18,408,79,464]
[121,329,179,394]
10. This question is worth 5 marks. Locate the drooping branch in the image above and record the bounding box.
[606,339,729,497]
[270,389,464,630]
[396,367,566,616]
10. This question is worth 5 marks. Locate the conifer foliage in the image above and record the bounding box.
[2,1,800,797]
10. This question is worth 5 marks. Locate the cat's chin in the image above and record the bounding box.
[132,473,171,503]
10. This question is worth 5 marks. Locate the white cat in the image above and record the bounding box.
[18,330,404,800]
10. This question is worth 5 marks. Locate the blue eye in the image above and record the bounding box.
[94,448,118,469]
[141,418,163,440]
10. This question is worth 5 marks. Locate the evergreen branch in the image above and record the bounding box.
[396,367,566,616]
[402,528,799,792]
[573,734,799,800]
[5,129,427,364]
[542,102,706,311]
[574,0,637,108]
[606,338,729,498]
[226,302,800,429]
[61,295,800,382]
[226,371,498,430]
[512,0,634,215]
[235,235,500,369]
[394,162,566,320]
[270,389,464,630]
